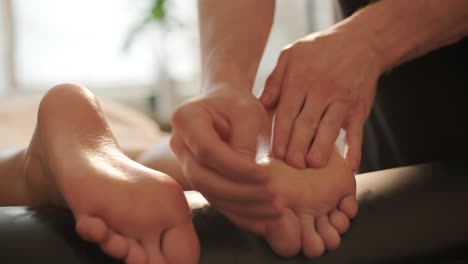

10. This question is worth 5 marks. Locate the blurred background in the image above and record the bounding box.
[0,0,339,127]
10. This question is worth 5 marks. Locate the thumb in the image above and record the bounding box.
[229,107,268,161]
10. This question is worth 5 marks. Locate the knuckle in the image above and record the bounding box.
[288,67,309,81]
[236,99,265,116]
[192,144,210,159]
[351,103,371,123]
[169,135,179,152]
[276,110,297,125]
[185,162,201,189]
[293,121,316,138]
[280,46,292,58]
[346,129,363,141]
[265,74,280,88]
[171,105,190,127]
[189,174,202,190]
[320,116,341,131]
[165,181,183,196]
[297,112,319,127]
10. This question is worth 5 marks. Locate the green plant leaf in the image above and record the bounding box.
[151,0,166,20]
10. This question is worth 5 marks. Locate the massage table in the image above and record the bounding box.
[1,160,468,263]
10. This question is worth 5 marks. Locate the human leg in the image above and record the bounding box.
[1,84,199,264]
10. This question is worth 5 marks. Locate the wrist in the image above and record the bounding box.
[340,0,468,71]
[202,79,254,96]
[202,69,256,94]
[335,2,408,72]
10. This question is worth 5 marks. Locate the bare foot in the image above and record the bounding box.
[226,147,358,258]
[23,84,199,264]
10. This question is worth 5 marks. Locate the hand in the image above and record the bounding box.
[259,26,382,171]
[170,84,280,219]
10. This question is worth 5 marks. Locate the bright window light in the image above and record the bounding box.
[13,0,164,91]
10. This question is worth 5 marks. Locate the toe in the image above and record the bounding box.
[339,195,358,219]
[316,215,340,251]
[300,215,325,258]
[142,237,168,264]
[126,239,147,264]
[264,208,301,257]
[211,199,281,219]
[100,231,130,259]
[329,209,350,234]
[75,215,109,243]
[162,222,200,264]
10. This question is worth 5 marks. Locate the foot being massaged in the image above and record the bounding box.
[1,0,468,263]
[0,83,357,263]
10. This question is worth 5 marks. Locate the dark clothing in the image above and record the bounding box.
[338,0,468,172]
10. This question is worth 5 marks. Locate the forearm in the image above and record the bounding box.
[198,0,274,91]
[339,0,468,71]
[0,148,30,206]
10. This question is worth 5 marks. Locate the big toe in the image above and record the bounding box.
[162,222,200,264]
[75,215,109,244]
[264,208,301,257]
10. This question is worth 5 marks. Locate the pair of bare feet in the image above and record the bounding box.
[22,84,357,263]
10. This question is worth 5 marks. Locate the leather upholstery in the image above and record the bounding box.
[1,160,468,263]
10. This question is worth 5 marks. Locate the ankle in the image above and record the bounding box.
[23,134,67,208]
[0,148,34,206]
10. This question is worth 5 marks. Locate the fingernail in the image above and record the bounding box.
[255,168,269,182]
[276,146,286,159]
[308,151,323,167]
[273,199,283,213]
[292,152,305,168]
[351,159,360,172]
[261,94,271,105]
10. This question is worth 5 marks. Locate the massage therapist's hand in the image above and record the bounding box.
[259,26,383,171]
[170,84,280,219]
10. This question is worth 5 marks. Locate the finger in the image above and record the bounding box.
[169,133,185,163]
[173,107,267,183]
[271,78,307,160]
[307,102,347,168]
[182,145,275,203]
[344,116,365,172]
[285,93,328,169]
[229,102,266,161]
[260,49,290,108]
[208,197,281,219]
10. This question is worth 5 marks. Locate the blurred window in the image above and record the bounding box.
[1,0,335,119]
